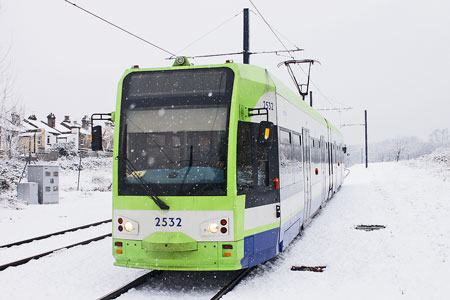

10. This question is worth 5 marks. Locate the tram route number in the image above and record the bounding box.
[263,101,274,111]
[155,217,182,227]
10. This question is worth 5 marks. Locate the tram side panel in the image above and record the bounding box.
[274,94,330,250]
[237,121,281,268]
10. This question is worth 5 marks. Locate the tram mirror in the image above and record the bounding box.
[343,146,347,154]
[258,121,274,148]
[91,125,103,151]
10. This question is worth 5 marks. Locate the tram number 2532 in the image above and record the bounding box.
[263,101,274,111]
[155,217,182,227]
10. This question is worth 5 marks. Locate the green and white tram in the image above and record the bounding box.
[94,58,345,271]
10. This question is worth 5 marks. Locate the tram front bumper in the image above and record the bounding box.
[113,238,244,271]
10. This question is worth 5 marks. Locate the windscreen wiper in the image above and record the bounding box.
[178,145,193,194]
[118,155,170,210]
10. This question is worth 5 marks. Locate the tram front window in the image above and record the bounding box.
[118,68,233,196]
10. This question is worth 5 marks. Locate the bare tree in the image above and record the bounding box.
[102,121,114,151]
[0,45,22,159]
[393,138,408,162]
[428,128,450,148]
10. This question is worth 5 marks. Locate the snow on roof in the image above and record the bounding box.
[24,118,41,129]
[53,123,71,134]
[1,120,23,132]
[19,132,37,137]
[22,122,39,131]
[40,121,62,135]
[61,120,81,128]
[57,133,75,138]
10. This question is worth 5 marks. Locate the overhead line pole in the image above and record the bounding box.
[243,8,250,64]
[364,110,368,168]
[340,110,369,168]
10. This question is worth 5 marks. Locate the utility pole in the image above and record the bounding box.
[364,110,368,168]
[340,110,369,168]
[243,8,250,64]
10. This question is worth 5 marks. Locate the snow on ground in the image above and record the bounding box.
[225,160,450,300]
[0,238,148,300]
[1,149,450,299]
[0,156,112,244]
[405,147,450,182]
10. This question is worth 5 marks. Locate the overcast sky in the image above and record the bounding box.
[1,0,449,145]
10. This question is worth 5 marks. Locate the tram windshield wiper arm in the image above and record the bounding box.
[178,145,193,194]
[119,155,170,210]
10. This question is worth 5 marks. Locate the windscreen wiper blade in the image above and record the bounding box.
[178,145,193,194]
[118,155,170,210]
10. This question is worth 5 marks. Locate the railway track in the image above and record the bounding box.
[0,233,111,271]
[97,267,255,300]
[210,267,255,300]
[0,220,112,272]
[0,219,112,249]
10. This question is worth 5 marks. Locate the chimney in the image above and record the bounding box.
[47,113,56,128]
[64,115,70,123]
[81,115,90,129]
[28,114,37,120]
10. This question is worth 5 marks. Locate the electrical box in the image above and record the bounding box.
[17,182,39,205]
[27,165,59,204]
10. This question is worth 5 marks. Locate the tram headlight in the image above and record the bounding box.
[124,221,134,232]
[208,223,219,234]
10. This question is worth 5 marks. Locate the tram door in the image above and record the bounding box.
[327,138,333,198]
[332,141,337,194]
[320,136,327,206]
[302,128,312,224]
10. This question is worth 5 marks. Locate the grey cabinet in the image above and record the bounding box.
[27,165,59,204]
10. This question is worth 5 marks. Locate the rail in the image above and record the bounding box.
[0,219,112,249]
[0,233,111,271]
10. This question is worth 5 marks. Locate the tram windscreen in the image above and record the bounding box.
[118,68,234,196]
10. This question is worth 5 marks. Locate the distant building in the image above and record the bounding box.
[18,113,93,155]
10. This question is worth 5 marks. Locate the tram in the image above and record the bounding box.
[92,57,345,270]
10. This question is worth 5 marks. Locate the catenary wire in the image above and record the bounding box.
[248,0,294,59]
[64,0,176,57]
[249,9,302,52]
[248,0,350,110]
[173,10,243,57]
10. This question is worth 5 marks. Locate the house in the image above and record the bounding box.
[60,115,91,150]
[18,113,93,155]
[18,114,61,155]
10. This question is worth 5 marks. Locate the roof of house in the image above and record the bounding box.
[57,133,75,139]
[43,121,71,134]
[19,132,37,137]
[61,120,81,129]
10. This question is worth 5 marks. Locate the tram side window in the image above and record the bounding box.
[292,133,303,183]
[280,129,294,187]
[237,122,253,190]
[237,121,270,194]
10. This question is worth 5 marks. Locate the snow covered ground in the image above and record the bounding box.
[0,151,450,299]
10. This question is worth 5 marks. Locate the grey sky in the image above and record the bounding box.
[1,0,449,145]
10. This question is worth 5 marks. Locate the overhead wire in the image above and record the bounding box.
[173,10,243,58]
[249,10,302,52]
[64,0,176,57]
[248,0,294,59]
[248,0,350,110]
